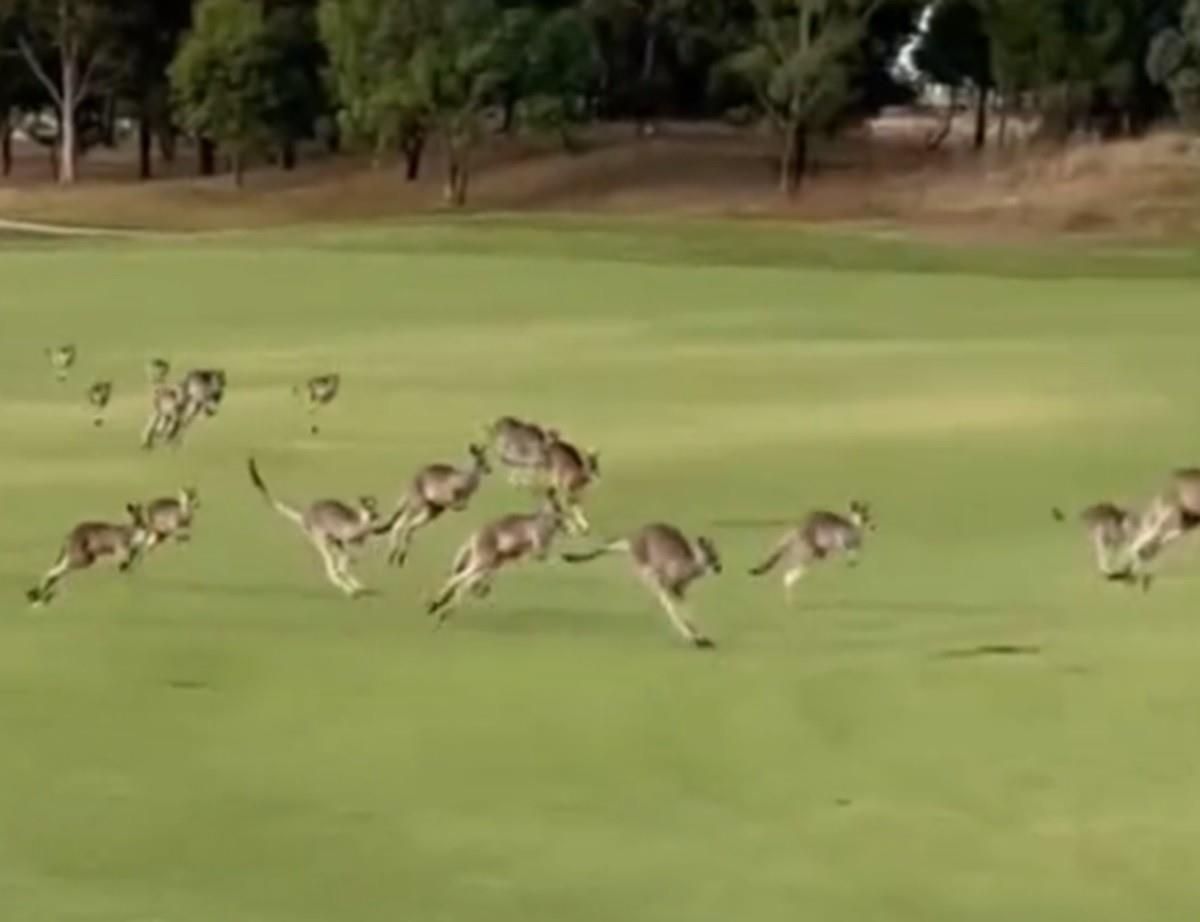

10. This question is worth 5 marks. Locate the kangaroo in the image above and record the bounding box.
[542,438,600,534]
[146,358,171,385]
[248,458,391,598]
[562,523,721,648]
[486,416,559,485]
[27,503,150,606]
[173,368,227,438]
[1051,503,1147,586]
[295,373,340,434]
[86,380,112,427]
[387,444,491,567]
[427,492,566,624]
[47,345,76,382]
[141,383,187,450]
[144,487,200,552]
[1124,467,1200,573]
[749,501,874,602]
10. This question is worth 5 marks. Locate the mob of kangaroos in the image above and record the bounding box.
[30,339,1200,648]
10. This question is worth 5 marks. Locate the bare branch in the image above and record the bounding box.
[74,49,104,111]
[15,35,64,107]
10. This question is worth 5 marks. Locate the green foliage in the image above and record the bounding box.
[260,2,328,158]
[317,0,438,166]
[515,7,602,147]
[406,0,511,203]
[170,0,274,183]
[723,0,874,193]
[1148,0,1200,127]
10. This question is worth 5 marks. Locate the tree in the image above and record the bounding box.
[724,0,876,195]
[318,0,438,179]
[112,0,191,179]
[2,0,120,183]
[170,0,273,185]
[408,0,509,205]
[1148,0,1200,127]
[913,0,992,148]
[514,6,602,148]
[261,1,327,169]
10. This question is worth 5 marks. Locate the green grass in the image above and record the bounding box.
[3,220,1200,921]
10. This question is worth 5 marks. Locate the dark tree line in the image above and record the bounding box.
[0,0,1196,200]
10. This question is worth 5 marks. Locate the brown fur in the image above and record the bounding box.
[427,492,565,623]
[27,503,149,605]
[563,523,720,648]
[749,501,874,602]
[387,444,491,566]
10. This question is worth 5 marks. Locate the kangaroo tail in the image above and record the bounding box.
[748,546,786,577]
[374,498,409,536]
[247,458,305,527]
[562,538,629,564]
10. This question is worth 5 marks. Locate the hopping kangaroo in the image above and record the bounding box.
[486,416,559,485]
[141,383,187,449]
[47,345,76,382]
[146,358,171,385]
[174,369,227,438]
[1051,503,1146,585]
[387,443,491,567]
[248,458,390,597]
[27,503,149,605]
[144,487,200,551]
[427,492,566,624]
[86,380,113,427]
[563,523,721,648]
[1125,467,1200,572]
[295,373,340,434]
[749,501,875,602]
[543,438,600,534]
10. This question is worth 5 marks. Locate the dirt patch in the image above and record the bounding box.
[0,119,1197,239]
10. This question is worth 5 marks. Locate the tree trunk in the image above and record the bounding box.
[232,149,244,187]
[101,91,117,148]
[0,121,11,177]
[199,137,216,176]
[159,124,177,163]
[636,30,658,137]
[58,54,78,184]
[444,147,469,206]
[138,103,153,180]
[997,95,1009,149]
[402,132,424,181]
[281,139,296,171]
[501,92,518,134]
[779,122,807,197]
[973,85,989,151]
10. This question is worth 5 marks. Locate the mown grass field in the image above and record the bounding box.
[2,220,1200,920]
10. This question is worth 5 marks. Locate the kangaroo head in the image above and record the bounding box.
[358,496,381,522]
[147,358,170,382]
[849,500,875,531]
[469,443,492,475]
[125,503,150,544]
[696,536,723,574]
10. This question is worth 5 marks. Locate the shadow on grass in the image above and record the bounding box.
[934,643,1042,660]
[811,599,1025,618]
